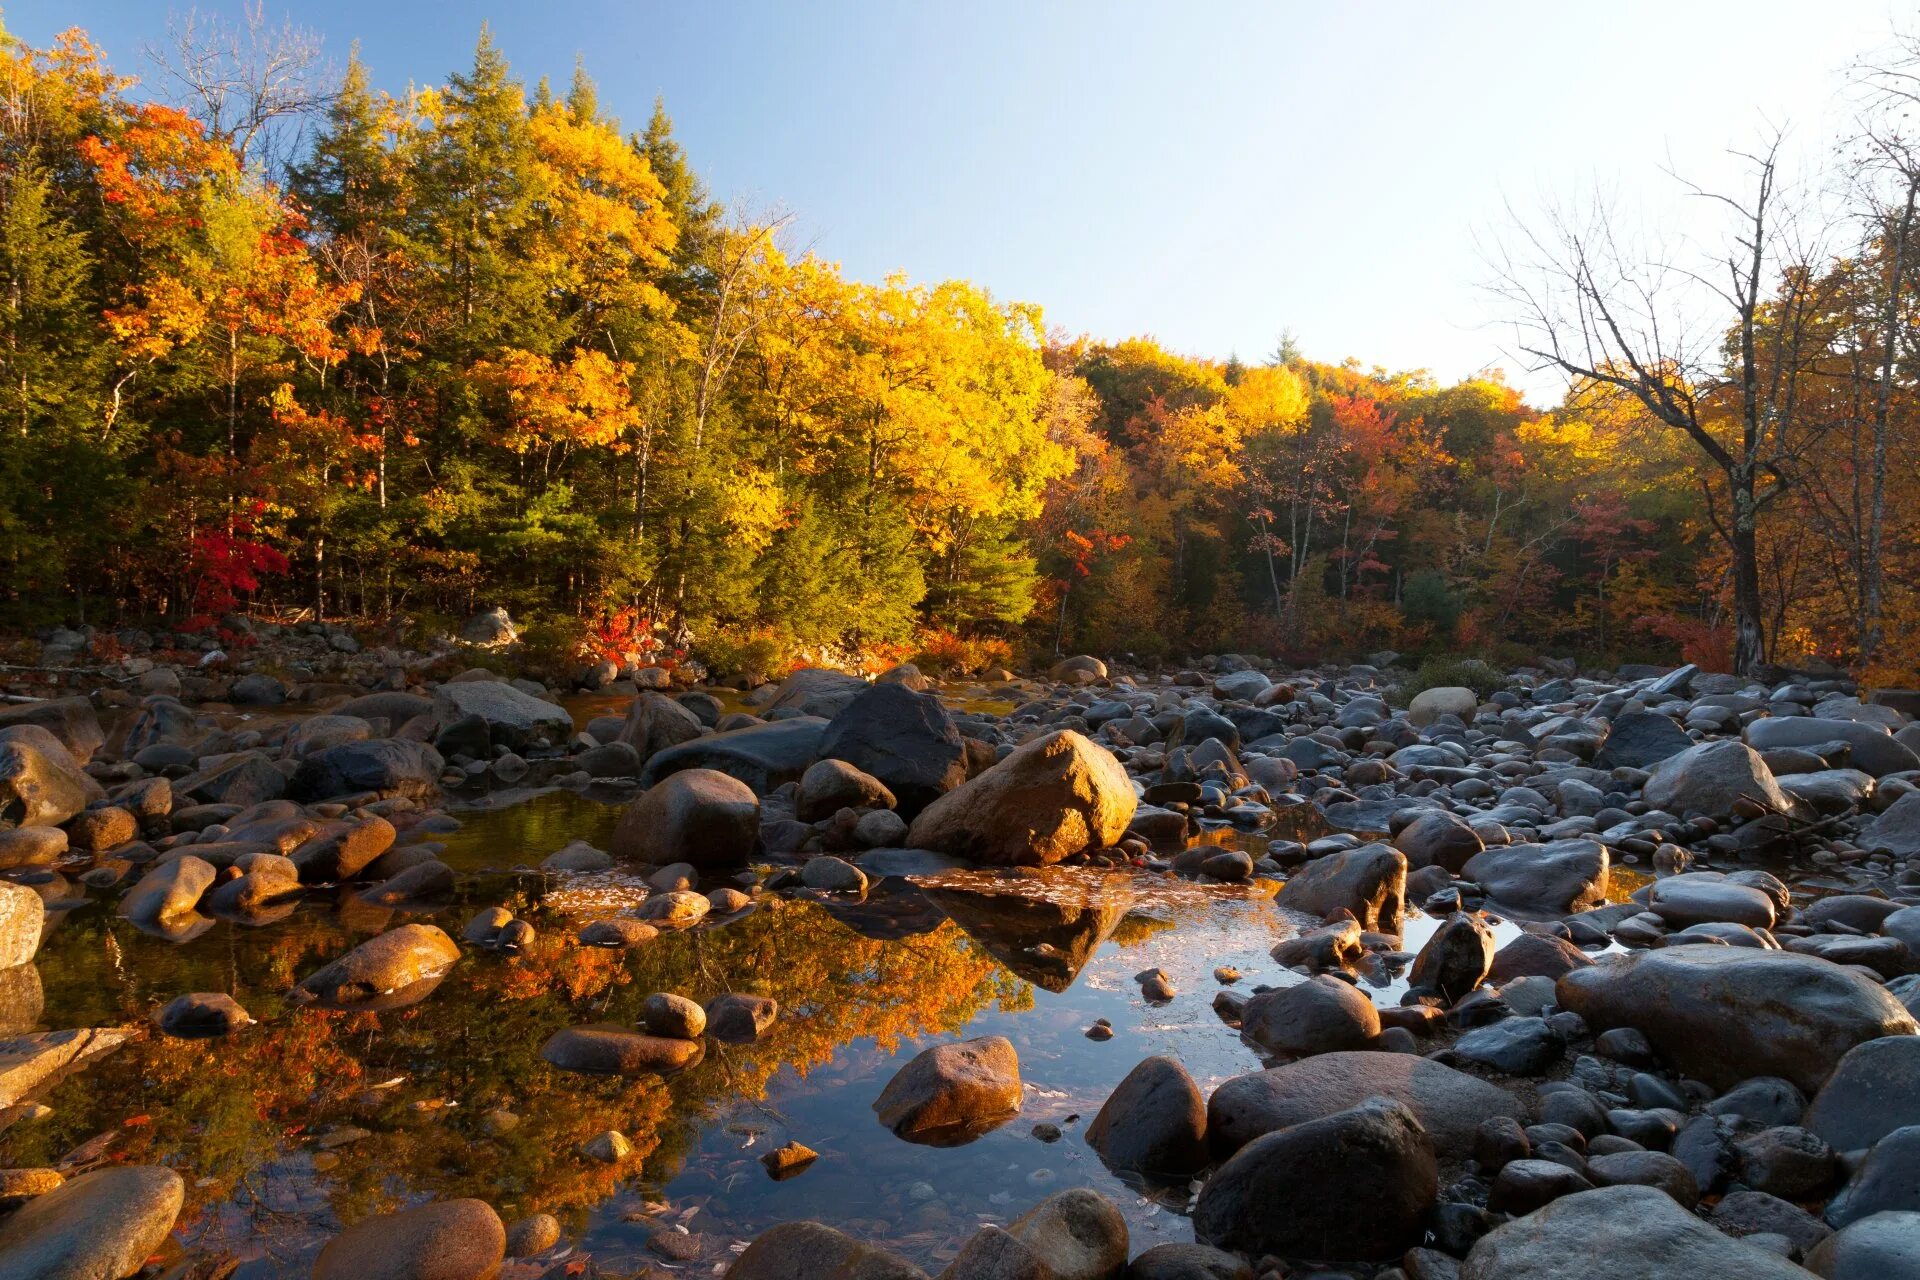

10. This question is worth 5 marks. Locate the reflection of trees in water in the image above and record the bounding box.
[0,895,1027,1258]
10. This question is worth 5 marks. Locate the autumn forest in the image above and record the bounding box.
[6,16,1920,683]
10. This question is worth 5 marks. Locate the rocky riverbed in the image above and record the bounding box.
[0,645,1914,1278]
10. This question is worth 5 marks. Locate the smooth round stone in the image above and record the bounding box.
[314,1198,506,1280]
[540,1025,704,1076]
[0,1165,183,1280]
[642,992,707,1040]
[578,918,658,948]
[155,992,252,1038]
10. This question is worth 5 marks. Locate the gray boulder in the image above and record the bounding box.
[617,692,704,764]
[1805,1211,1920,1279]
[611,768,759,868]
[432,681,571,751]
[639,718,827,793]
[1747,716,1920,778]
[290,739,443,802]
[1644,740,1794,817]
[816,683,968,818]
[1461,1184,1815,1279]
[1463,839,1609,916]
[1085,1054,1209,1179]
[1275,844,1406,933]
[0,1165,183,1280]
[1595,711,1694,769]
[1807,1036,1920,1153]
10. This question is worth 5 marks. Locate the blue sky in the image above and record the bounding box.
[16,1,1903,400]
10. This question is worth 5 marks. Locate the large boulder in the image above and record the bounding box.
[0,726,101,828]
[765,668,871,719]
[290,739,444,802]
[0,883,42,969]
[119,856,215,930]
[1393,810,1484,873]
[0,698,103,764]
[1557,945,1918,1093]
[1807,1033,1920,1154]
[1804,1211,1920,1278]
[610,768,758,868]
[1275,844,1407,933]
[335,691,433,729]
[638,718,827,793]
[617,692,705,765]
[1461,1184,1816,1279]
[1462,839,1610,916]
[1085,1055,1209,1179]
[1644,739,1795,817]
[1239,975,1380,1058]
[1409,686,1479,726]
[872,1035,1021,1145]
[1192,1098,1438,1261]
[727,1221,927,1280]
[1207,1051,1528,1160]
[175,751,286,806]
[458,606,516,645]
[1863,791,1920,857]
[907,730,1135,866]
[1595,711,1694,769]
[432,681,571,751]
[1747,716,1920,778]
[0,1165,183,1280]
[315,1198,506,1280]
[1008,1188,1129,1280]
[816,683,968,818]
[290,924,460,1012]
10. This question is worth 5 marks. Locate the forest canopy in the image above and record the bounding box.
[3,17,1917,684]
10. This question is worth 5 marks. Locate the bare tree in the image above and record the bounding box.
[145,2,337,179]
[1490,136,1836,676]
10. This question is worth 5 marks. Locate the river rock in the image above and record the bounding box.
[119,856,214,929]
[817,683,968,818]
[765,668,872,719]
[727,1220,928,1280]
[1863,792,1920,857]
[1240,975,1380,1058]
[1805,1211,1920,1278]
[611,768,759,868]
[1086,1054,1208,1178]
[1807,1037,1920,1152]
[1394,810,1485,873]
[1747,716,1920,778]
[1595,710,1695,769]
[540,1025,704,1075]
[1460,1184,1813,1279]
[1192,1097,1437,1260]
[1644,739,1795,817]
[1647,874,1778,929]
[1557,945,1918,1092]
[289,816,397,882]
[289,739,444,802]
[1408,912,1496,1002]
[1124,1243,1254,1280]
[1410,686,1479,726]
[432,681,571,751]
[942,1226,1051,1280]
[639,717,827,792]
[617,692,705,764]
[0,827,64,871]
[706,992,778,1042]
[0,726,100,829]
[156,992,252,1038]
[0,1165,183,1280]
[1007,1187,1128,1280]
[798,758,896,821]
[1827,1125,1920,1226]
[907,730,1134,866]
[0,698,102,763]
[1463,839,1609,916]
[873,1035,1022,1145]
[315,1197,506,1280]
[290,923,460,1011]
[1490,932,1593,982]
[1206,1051,1528,1159]
[1275,843,1407,933]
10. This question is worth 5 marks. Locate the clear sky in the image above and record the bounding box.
[15,1,1905,400]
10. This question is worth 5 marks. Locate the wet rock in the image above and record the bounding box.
[1206,1051,1526,1159]
[817,683,969,817]
[1240,975,1380,1058]
[1490,1158,1594,1213]
[1408,913,1496,1003]
[540,1025,703,1075]
[314,1197,506,1280]
[1804,1211,1920,1278]
[1086,1054,1209,1178]
[639,717,828,793]
[1462,839,1609,915]
[289,816,397,882]
[802,855,869,894]
[580,1130,631,1163]
[432,681,570,752]
[941,1225,1051,1280]
[612,768,759,868]
[1192,1097,1437,1261]
[0,884,41,970]
[290,739,444,802]
[908,730,1134,866]
[618,691,705,764]
[706,992,778,1043]
[1827,1125,1920,1227]
[578,917,659,948]
[0,826,65,870]
[0,727,101,828]
[1461,1184,1812,1279]
[798,758,896,821]
[506,1212,561,1258]
[1863,791,1920,856]
[155,992,252,1038]
[290,923,460,1011]
[760,1140,818,1179]
[1643,739,1795,817]
[1712,1188,1834,1253]
[0,1165,183,1280]
[1556,945,1918,1092]
[1711,1077,1809,1127]
[1275,843,1407,933]
[361,857,454,906]
[540,840,612,872]
[1647,874,1777,928]
[1489,932,1592,982]
[1007,1187,1128,1280]
[635,889,711,927]
[642,992,706,1040]
[874,1035,1022,1145]
[728,1220,928,1280]
[119,855,214,929]
[1808,1037,1920,1152]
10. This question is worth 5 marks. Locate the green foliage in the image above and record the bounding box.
[1400,569,1462,635]
[1392,654,1512,706]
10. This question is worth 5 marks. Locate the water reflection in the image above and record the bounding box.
[0,785,1671,1275]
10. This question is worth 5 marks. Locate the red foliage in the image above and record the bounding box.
[184,503,289,621]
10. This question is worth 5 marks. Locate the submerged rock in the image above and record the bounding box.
[873,1035,1022,1146]
[290,923,460,1012]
